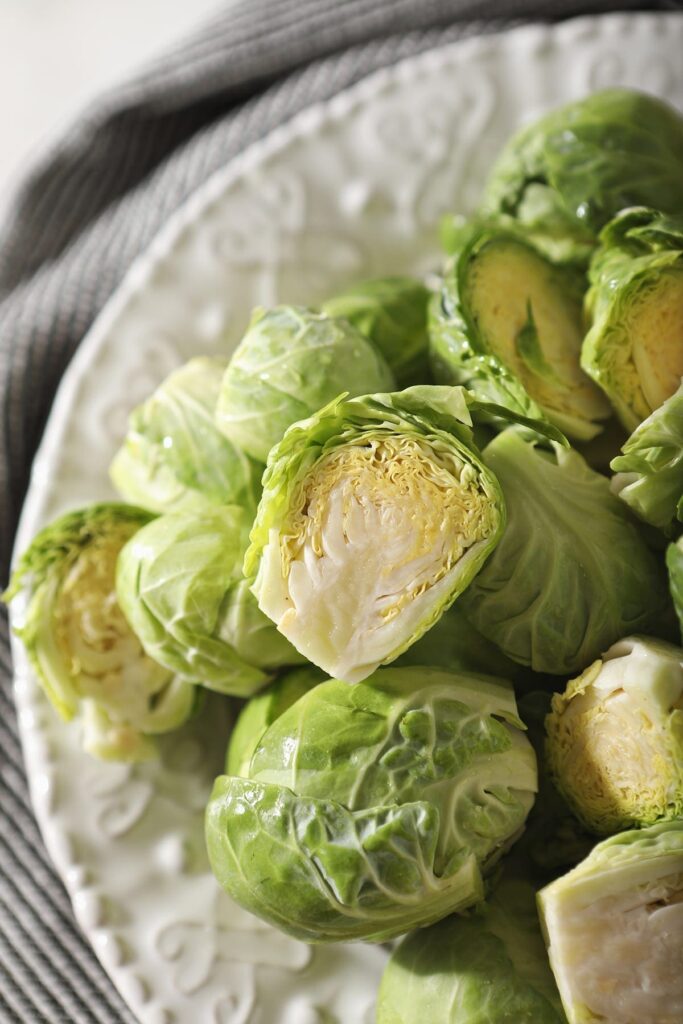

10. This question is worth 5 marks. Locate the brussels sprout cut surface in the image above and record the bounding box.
[110,357,262,515]
[430,225,610,440]
[320,276,431,385]
[215,305,394,463]
[582,208,683,432]
[546,636,683,835]
[245,387,507,683]
[538,820,683,1024]
[482,89,683,262]
[376,880,565,1024]
[4,504,195,760]
[460,428,672,674]
[206,666,537,943]
[116,506,304,698]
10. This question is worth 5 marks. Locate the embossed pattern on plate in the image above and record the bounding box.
[10,13,683,1024]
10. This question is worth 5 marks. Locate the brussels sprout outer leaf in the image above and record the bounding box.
[215,306,395,463]
[610,381,683,531]
[377,880,566,1024]
[668,538,683,641]
[460,429,672,673]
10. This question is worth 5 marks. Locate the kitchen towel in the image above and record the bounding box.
[0,1,678,1020]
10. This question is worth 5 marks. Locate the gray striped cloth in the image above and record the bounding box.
[0,1,676,1020]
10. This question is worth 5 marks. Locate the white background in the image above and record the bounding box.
[0,0,229,208]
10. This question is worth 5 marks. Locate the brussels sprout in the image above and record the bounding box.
[116,506,304,698]
[546,636,683,835]
[395,602,520,680]
[538,820,683,1024]
[225,665,326,776]
[430,224,610,440]
[4,504,195,760]
[610,382,683,532]
[245,386,509,683]
[110,357,263,515]
[320,276,431,385]
[668,538,683,641]
[482,89,683,264]
[376,880,565,1024]
[206,666,537,943]
[582,208,683,432]
[460,428,672,674]
[215,306,394,462]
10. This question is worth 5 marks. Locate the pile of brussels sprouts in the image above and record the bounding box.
[6,88,683,1023]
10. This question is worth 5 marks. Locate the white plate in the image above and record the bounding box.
[11,12,683,1024]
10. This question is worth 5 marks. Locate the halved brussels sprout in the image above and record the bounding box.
[546,636,683,835]
[668,538,683,642]
[377,880,565,1024]
[206,666,537,943]
[538,820,683,1024]
[116,506,304,698]
[460,428,672,674]
[320,276,431,385]
[610,382,683,532]
[582,208,683,432]
[482,89,683,264]
[110,357,262,516]
[4,504,195,760]
[430,224,610,440]
[215,305,394,462]
[245,386,508,683]
[225,665,326,776]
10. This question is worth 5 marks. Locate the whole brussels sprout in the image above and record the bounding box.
[4,504,196,761]
[116,505,304,699]
[110,356,262,516]
[215,305,394,462]
[460,428,672,674]
[430,222,610,441]
[546,636,683,835]
[482,88,683,265]
[377,880,565,1024]
[320,276,431,385]
[206,666,537,943]
[582,208,683,432]
[538,820,683,1024]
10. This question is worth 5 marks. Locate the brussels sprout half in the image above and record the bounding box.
[206,666,537,943]
[116,505,304,699]
[215,305,394,463]
[110,356,262,516]
[582,208,683,432]
[430,224,610,441]
[377,880,565,1024]
[4,504,196,761]
[245,386,510,683]
[482,88,683,262]
[320,276,431,385]
[546,636,683,835]
[538,820,683,1024]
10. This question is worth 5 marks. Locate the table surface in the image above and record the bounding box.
[0,0,228,215]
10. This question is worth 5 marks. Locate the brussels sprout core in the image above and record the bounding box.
[463,236,610,438]
[257,432,499,683]
[546,637,683,835]
[538,821,683,1024]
